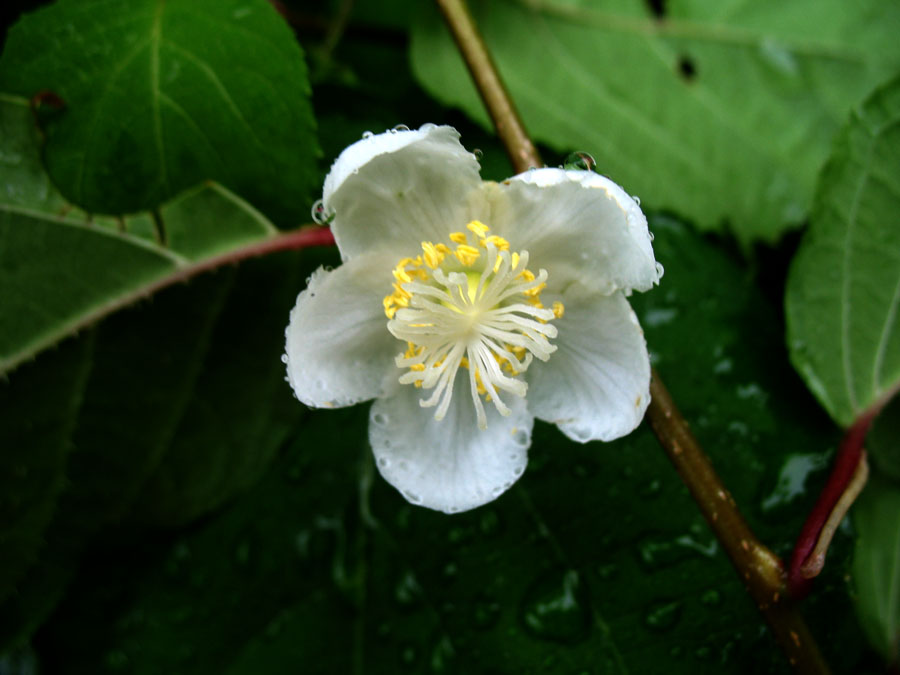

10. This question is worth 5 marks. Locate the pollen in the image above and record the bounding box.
[383,221,563,430]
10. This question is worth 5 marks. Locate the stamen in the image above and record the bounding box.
[384,222,563,429]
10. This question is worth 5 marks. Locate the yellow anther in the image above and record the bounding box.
[455,244,480,266]
[511,252,520,270]
[421,241,444,269]
[393,267,411,283]
[392,282,411,300]
[552,301,565,319]
[410,363,425,372]
[518,269,535,282]
[435,243,452,256]
[480,235,509,251]
[466,220,490,238]
[449,231,468,244]
[523,282,546,298]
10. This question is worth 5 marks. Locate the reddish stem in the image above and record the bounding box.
[788,412,874,598]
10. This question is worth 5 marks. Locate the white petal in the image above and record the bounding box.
[526,285,650,443]
[487,168,660,294]
[369,377,533,513]
[323,125,484,260]
[285,252,399,408]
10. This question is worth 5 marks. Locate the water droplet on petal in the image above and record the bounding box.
[632,194,642,205]
[280,354,288,363]
[391,124,410,133]
[361,130,374,139]
[473,148,483,159]
[311,199,334,225]
[563,151,596,172]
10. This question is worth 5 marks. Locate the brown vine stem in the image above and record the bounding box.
[434,0,830,672]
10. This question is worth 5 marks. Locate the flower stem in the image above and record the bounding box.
[434,1,830,672]
[434,0,541,174]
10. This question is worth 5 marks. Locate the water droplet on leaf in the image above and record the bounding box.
[520,569,591,644]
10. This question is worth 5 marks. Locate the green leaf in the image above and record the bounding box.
[0,0,318,223]
[786,74,900,428]
[410,0,900,242]
[0,246,331,649]
[853,474,900,664]
[0,96,311,377]
[0,338,91,604]
[33,218,868,674]
[869,395,900,484]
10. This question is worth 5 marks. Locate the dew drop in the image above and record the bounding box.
[700,589,722,606]
[632,194,641,206]
[643,600,683,631]
[520,569,591,644]
[563,151,596,172]
[655,261,665,278]
[648,230,655,241]
[311,199,333,225]
[377,457,391,469]
[372,412,388,426]
[361,130,374,139]
[394,570,422,606]
[473,148,484,160]
[512,429,529,446]
[391,124,410,133]
[473,595,502,628]
[280,354,288,363]
[404,490,423,504]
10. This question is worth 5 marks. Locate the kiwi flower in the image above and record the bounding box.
[285,125,660,513]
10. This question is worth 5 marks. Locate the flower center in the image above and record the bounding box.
[383,221,563,430]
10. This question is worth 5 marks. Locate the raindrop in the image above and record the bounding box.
[311,199,334,225]
[643,600,683,631]
[512,429,529,446]
[473,148,484,159]
[632,195,641,206]
[694,646,712,660]
[404,490,423,504]
[473,595,502,628]
[700,589,722,606]
[520,569,592,644]
[377,456,390,469]
[480,510,501,535]
[400,644,417,665]
[362,130,374,139]
[595,563,618,580]
[394,570,422,606]
[563,151,596,172]
[648,230,655,241]
[280,354,288,363]
[655,261,665,278]
[372,412,388,426]
[640,479,662,498]
[391,124,410,133]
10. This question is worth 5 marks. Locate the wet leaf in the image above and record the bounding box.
[786,74,900,428]
[0,0,318,222]
[411,0,900,242]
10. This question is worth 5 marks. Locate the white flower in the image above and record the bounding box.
[285,125,661,514]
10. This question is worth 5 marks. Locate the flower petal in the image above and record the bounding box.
[526,285,651,442]
[285,252,399,408]
[323,125,484,260]
[487,168,660,294]
[369,377,534,513]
